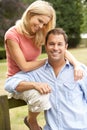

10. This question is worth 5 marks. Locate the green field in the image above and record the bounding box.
[0,48,87,130]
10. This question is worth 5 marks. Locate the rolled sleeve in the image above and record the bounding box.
[4,71,29,93]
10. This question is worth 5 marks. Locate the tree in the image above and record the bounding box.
[46,0,83,48]
[81,0,87,33]
[0,0,85,48]
[0,0,27,46]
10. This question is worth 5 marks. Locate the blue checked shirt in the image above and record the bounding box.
[5,61,87,130]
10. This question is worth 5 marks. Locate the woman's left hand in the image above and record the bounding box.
[74,62,84,80]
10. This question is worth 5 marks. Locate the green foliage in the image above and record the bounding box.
[0,0,27,47]
[81,1,87,33]
[0,0,86,48]
[0,49,6,59]
[47,0,83,48]
[21,0,35,4]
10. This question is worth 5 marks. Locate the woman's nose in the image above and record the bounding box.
[39,23,43,28]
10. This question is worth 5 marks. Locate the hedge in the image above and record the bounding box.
[0,49,6,59]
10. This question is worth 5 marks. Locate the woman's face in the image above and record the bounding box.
[29,15,50,34]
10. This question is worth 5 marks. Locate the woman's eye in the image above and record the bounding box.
[38,19,43,24]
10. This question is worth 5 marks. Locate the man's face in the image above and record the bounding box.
[45,34,68,63]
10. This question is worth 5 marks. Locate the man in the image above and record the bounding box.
[5,28,87,130]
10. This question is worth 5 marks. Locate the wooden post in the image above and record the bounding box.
[0,95,11,130]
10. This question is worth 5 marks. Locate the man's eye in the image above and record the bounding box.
[58,43,63,46]
[49,43,54,45]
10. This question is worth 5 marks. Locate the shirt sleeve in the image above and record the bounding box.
[4,71,30,93]
[78,64,87,102]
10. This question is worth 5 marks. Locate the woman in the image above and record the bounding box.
[4,0,83,130]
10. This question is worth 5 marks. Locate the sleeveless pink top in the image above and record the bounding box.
[5,26,41,77]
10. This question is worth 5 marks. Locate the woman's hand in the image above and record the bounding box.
[74,62,84,80]
[65,50,84,80]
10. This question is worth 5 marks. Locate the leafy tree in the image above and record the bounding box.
[81,0,87,33]
[46,0,83,48]
[0,0,85,48]
[0,0,27,47]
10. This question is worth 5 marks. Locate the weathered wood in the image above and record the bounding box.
[8,97,26,109]
[0,95,11,130]
[0,95,27,130]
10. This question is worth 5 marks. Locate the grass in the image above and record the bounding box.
[0,47,87,130]
[10,107,45,130]
[69,48,87,65]
[0,61,46,130]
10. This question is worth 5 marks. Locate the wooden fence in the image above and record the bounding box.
[0,95,26,130]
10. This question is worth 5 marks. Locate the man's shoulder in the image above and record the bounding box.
[80,63,87,70]
[29,65,45,74]
[68,61,87,70]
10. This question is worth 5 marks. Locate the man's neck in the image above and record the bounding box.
[49,59,66,77]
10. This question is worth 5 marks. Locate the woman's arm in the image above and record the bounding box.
[6,39,46,72]
[65,50,83,80]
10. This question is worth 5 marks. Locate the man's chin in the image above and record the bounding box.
[51,56,60,60]
[50,58,59,62]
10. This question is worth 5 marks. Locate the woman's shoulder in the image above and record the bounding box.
[5,26,18,35]
[5,25,22,40]
[4,25,21,43]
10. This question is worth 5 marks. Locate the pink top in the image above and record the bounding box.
[5,26,41,77]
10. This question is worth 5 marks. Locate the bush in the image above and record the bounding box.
[0,0,27,47]
[0,48,6,59]
[68,37,81,48]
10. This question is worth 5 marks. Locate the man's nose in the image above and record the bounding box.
[54,44,58,50]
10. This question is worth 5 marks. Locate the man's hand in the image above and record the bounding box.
[33,82,51,94]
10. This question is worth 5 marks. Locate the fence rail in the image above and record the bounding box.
[0,95,26,130]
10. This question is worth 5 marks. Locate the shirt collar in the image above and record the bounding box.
[44,59,71,70]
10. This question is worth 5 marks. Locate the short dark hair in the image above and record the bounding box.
[45,28,68,45]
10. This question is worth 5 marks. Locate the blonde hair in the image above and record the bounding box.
[16,0,56,47]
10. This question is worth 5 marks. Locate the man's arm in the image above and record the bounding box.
[16,81,51,94]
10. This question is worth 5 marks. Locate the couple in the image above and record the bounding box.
[5,27,87,130]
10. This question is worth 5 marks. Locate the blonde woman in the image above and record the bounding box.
[4,0,83,130]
